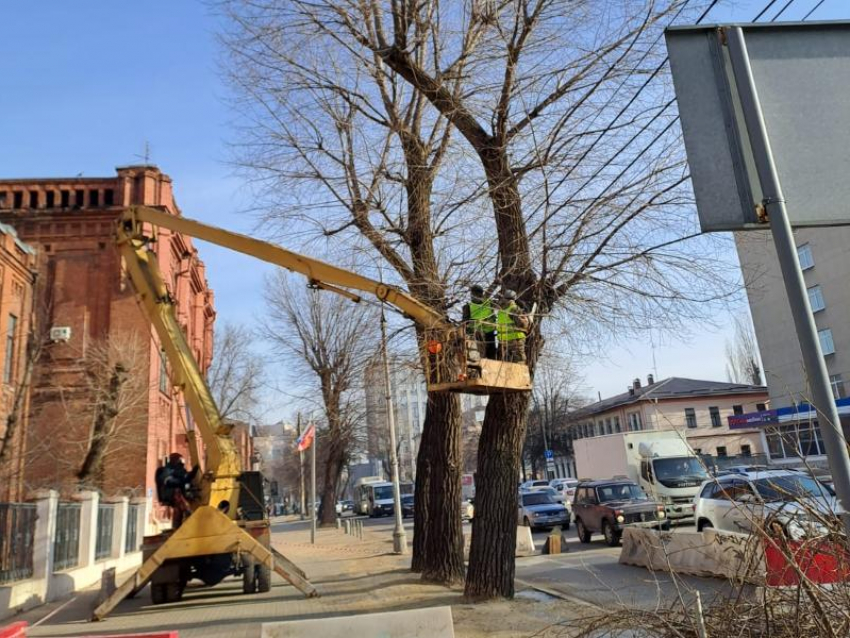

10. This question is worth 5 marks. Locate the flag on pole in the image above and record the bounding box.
[295,423,316,452]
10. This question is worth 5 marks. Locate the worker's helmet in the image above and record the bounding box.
[503,289,517,301]
[470,284,484,296]
[168,452,184,463]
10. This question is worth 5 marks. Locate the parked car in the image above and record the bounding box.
[694,468,835,538]
[401,494,415,518]
[550,478,579,504]
[336,499,355,516]
[572,479,668,547]
[520,480,550,491]
[517,490,570,531]
[461,499,475,521]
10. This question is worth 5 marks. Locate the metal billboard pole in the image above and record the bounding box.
[725,26,850,536]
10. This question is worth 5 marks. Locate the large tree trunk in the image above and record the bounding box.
[464,391,531,599]
[413,390,464,583]
[318,429,347,527]
[465,148,539,599]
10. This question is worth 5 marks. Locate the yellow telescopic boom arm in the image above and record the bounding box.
[124,206,450,330]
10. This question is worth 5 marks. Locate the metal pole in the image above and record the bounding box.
[310,417,317,544]
[296,413,305,520]
[381,306,408,554]
[726,27,850,536]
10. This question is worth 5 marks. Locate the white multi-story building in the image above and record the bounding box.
[365,358,487,480]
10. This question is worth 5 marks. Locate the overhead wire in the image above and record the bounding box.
[802,0,827,20]
[543,0,807,233]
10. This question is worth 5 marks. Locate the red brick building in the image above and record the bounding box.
[0,166,220,523]
[0,223,37,502]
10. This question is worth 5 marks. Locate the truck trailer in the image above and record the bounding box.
[573,431,708,520]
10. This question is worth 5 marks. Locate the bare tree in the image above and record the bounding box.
[219,0,473,582]
[74,333,150,488]
[726,315,763,386]
[221,0,737,596]
[207,322,265,424]
[525,350,587,478]
[261,271,374,526]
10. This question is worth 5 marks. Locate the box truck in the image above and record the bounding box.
[574,431,708,520]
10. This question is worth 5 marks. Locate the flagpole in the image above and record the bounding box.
[297,412,305,521]
[310,414,317,545]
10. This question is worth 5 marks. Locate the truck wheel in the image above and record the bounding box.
[602,520,621,547]
[257,563,272,593]
[242,555,257,594]
[151,582,181,605]
[576,518,591,544]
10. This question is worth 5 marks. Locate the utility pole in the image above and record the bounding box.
[380,306,408,554]
[297,412,305,521]
[726,26,850,537]
[310,415,317,545]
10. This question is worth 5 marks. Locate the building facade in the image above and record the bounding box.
[559,376,770,478]
[735,229,850,466]
[0,223,37,501]
[364,357,487,480]
[0,166,216,525]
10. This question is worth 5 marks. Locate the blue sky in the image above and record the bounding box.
[0,0,844,417]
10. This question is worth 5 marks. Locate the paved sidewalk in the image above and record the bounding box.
[13,522,586,638]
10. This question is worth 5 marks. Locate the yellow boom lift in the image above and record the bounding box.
[93,205,530,620]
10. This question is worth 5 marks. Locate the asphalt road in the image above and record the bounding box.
[282,513,743,612]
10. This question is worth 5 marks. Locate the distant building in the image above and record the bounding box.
[736,229,850,409]
[0,223,37,502]
[560,376,769,478]
[735,229,850,464]
[364,357,487,480]
[253,421,298,502]
[0,166,215,526]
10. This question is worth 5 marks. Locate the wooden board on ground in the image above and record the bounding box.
[261,606,454,638]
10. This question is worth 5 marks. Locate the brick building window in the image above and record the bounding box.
[733,405,743,415]
[46,191,55,208]
[104,189,114,206]
[13,192,23,209]
[60,190,70,207]
[685,408,697,428]
[756,403,767,412]
[709,406,721,427]
[74,189,84,209]
[89,189,99,207]
[741,445,752,457]
[4,314,17,384]
[0,192,6,208]
[716,446,727,457]
[28,191,38,208]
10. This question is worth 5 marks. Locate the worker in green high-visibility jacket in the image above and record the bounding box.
[497,289,529,363]
[462,284,497,359]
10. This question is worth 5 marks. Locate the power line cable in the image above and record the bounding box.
[802,0,827,20]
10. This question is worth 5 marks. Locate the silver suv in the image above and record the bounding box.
[694,468,835,538]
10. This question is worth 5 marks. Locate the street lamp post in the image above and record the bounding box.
[380,306,408,554]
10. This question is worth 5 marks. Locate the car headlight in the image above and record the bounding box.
[616,515,625,524]
[656,510,666,519]
[531,511,541,517]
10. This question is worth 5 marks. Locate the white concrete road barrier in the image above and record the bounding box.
[619,527,765,584]
[261,606,454,638]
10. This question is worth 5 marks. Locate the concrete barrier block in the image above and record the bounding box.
[619,527,765,584]
[261,606,454,638]
[516,526,535,557]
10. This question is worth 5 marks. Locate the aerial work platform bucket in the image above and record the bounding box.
[422,330,531,394]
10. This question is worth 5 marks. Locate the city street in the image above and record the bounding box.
[13,514,737,637]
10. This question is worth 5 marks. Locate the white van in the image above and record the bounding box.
[549,478,579,504]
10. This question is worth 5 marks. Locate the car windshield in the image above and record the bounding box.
[401,495,413,503]
[596,483,648,503]
[522,492,556,506]
[653,457,708,487]
[374,486,393,500]
[753,475,832,502]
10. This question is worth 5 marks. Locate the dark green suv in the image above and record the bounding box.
[572,479,669,546]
